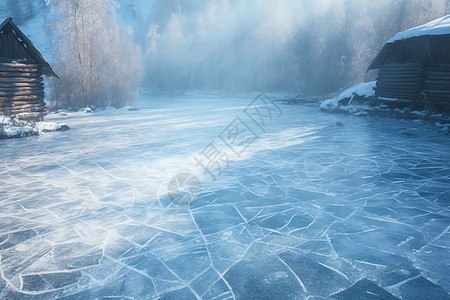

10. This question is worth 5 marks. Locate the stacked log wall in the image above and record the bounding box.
[375,63,450,111]
[374,63,422,102]
[422,65,450,110]
[0,62,46,121]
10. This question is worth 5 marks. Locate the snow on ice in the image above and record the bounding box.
[0,117,69,139]
[320,81,376,113]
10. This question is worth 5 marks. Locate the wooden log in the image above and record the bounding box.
[376,82,420,87]
[0,100,45,106]
[11,102,46,109]
[379,73,421,78]
[425,69,450,72]
[378,74,422,79]
[379,73,422,77]
[424,71,450,74]
[375,91,418,99]
[376,89,418,94]
[11,108,46,113]
[378,70,422,74]
[378,76,421,80]
[376,94,418,100]
[367,96,413,104]
[0,97,45,106]
[425,73,450,78]
[423,94,450,100]
[425,65,450,69]
[377,80,421,85]
[379,76,421,79]
[377,80,420,87]
[0,94,43,101]
[0,72,42,78]
[375,90,419,96]
[0,62,41,68]
[380,66,421,69]
[378,75,421,79]
[0,82,44,87]
[376,85,420,90]
[11,107,46,114]
[11,109,46,114]
[0,67,40,72]
[376,86,418,92]
[424,93,450,99]
[376,85,420,91]
[379,69,422,73]
[0,87,43,93]
[423,85,450,91]
[0,77,43,83]
[0,90,44,97]
[424,74,450,79]
[423,79,450,84]
[423,88,450,93]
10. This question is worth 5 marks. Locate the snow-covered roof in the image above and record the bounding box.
[387,15,450,44]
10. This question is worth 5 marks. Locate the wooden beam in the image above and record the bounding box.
[0,82,44,88]
[0,72,42,78]
[0,67,40,72]
[0,77,43,83]
[0,94,43,101]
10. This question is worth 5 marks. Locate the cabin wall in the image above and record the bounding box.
[374,63,422,102]
[422,65,450,110]
[375,63,450,111]
[0,61,46,121]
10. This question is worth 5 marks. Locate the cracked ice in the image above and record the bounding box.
[0,95,449,299]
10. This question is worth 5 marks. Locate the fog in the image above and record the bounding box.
[143,0,449,95]
[1,0,449,98]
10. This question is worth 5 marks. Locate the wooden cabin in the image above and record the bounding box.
[0,17,58,121]
[368,15,450,111]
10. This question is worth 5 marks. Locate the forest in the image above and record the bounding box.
[1,0,449,107]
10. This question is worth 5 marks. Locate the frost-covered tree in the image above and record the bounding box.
[49,0,142,109]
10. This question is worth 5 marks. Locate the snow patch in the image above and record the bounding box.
[320,83,449,134]
[0,117,69,139]
[0,125,37,138]
[320,81,376,111]
[73,105,140,113]
[34,122,69,133]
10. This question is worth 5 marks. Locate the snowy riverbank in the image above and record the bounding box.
[320,82,450,134]
[0,116,70,139]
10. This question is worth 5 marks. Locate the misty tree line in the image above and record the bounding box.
[1,0,450,107]
[144,0,450,95]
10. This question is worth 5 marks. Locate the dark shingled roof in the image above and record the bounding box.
[0,17,59,78]
[368,34,450,71]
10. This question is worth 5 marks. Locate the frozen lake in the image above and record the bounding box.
[0,94,449,299]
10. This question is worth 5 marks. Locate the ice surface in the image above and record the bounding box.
[388,14,450,43]
[0,94,449,299]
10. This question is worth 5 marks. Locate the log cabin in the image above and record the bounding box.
[0,17,58,121]
[368,15,450,111]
